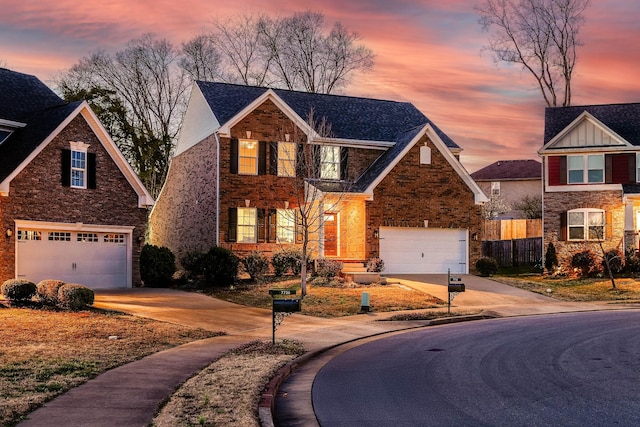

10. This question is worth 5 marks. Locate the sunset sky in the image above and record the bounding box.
[2,0,640,172]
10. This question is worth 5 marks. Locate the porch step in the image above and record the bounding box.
[341,262,367,273]
[341,271,381,285]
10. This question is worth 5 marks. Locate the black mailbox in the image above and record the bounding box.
[448,283,465,292]
[273,298,301,313]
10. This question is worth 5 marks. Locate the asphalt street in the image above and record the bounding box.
[311,310,640,426]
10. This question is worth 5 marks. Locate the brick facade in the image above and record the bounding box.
[543,190,625,269]
[0,115,148,285]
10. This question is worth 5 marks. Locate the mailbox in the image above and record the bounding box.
[448,283,465,292]
[273,298,301,313]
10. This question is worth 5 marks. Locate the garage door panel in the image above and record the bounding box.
[379,227,467,274]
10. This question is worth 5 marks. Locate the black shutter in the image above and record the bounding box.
[559,212,567,241]
[61,149,71,187]
[313,145,321,178]
[230,138,239,174]
[629,154,637,183]
[340,147,348,181]
[559,156,567,185]
[269,142,278,175]
[228,207,238,242]
[258,141,267,175]
[257,208,266,242]
[605,154,613,183]
[87,153,96,189]
[268,209,277,242]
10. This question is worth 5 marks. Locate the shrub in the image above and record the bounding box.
[202,247,239,286]
[58,284,94,310]
[1,279,36,303]
[366,257,385,273]
[625,250,640,274]
[316,258,343,278]
[140,244,176,288]
[180,250,208,279]
[571,250,598,277]
[544,243,559,274]
[242,251,270,281]
[475,257,498,277]
[36,279,66,305]
[601,249,624,275]
[272,249,294,276]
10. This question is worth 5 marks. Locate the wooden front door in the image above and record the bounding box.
[324,213,338,257]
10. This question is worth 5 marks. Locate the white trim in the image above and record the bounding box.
[544,183,622,193]
[364,124,488,204]
[0,118,26,128]
[14,219,134,288]
[539,111,632,153]
[312,137,393,150]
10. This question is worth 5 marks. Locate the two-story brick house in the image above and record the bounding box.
[150,82,487,274]
[0,68,153,288]
[540,103,640,267]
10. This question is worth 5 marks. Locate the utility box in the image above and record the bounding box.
[273,298,301,313]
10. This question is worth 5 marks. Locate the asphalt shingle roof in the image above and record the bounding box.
[0,68,79,183]
[544,103,640,146]
[470,159,541,181]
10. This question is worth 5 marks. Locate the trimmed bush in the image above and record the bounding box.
[202,247,239,286]
[316,258,343,278]
[1,279,36,302]
[544,242,559,274]
[272,248,295,276]
[475,257,498,277]
[625,250,640,274]
[180,250,208,279]
[36,279,66,305]
[140,244,176,287]
[571,250,598,277]
[366,257,385,273]
[242,251,270,282]
[601,249,624,275]
[58,284,94,310]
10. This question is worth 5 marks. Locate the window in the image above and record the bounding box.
[276,209,296,243]
[568,209,605,240]
[636,153,640,182]
[237,207,257,243]
[321,146,340,180]
[71,150,87,188]
[104,234,125,243]
[278,142,296,177]
[0,129,12,146]
[568,154,604,184]
[77,233,98,242]
[491,182,500,196]
[49,232,71,241]
[239,139,258,175]
[17,230,41,241]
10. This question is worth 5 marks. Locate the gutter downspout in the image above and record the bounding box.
[215,132,220,247]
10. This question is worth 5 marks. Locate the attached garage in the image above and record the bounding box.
[15,221,133,289]
[379,227,468,274]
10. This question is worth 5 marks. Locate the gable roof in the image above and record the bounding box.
[471,160,541,181]
[0,68,153,206]
[544,103,640,146]
[196,81,460,149]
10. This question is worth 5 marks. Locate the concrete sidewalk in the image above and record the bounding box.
[17,276,627,426]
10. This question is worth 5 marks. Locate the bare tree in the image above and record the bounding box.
[513,194,542,218]
[476,0,590,107]
[180,34,224,82]
[482,195,512,219]
[55,34,190,197]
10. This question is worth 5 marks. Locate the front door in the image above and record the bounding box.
[324,213,338,257]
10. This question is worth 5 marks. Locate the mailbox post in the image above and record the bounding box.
[447,269,465,314]
[270,289,300,344]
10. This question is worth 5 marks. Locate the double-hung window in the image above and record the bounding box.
[568,154,604,184]
[237,207,257,243]
[568,208,605,240]
[321,146,340,180]
[278,142,296,177]
[239,140,258,175]
[276,209,296,243]
[491,182,500,196]
[71,150,87,188]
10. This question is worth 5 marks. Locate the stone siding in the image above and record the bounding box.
[0,115,148,285]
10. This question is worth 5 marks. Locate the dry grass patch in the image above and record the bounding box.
[492,275,640,302]
[0,307,223,426]
[152,340,304,427]
[206,279,444,317]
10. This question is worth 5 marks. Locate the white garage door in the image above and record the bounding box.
[16,228,129,289]
[379,227,468,274]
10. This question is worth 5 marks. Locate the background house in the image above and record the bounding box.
[471,159,542,219]
[150,82,487,274]
[0,68,153,288]
[539,103,640,268]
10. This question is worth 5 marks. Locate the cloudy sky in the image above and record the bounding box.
[2,0,640,172]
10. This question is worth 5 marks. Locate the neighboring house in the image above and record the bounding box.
[0,68,153,288]
[471,159,542,219]
[540,102,640,267]
[150,82,487,274]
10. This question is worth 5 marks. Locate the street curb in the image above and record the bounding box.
[258,313,500,426]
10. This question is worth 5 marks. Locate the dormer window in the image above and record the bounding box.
[0,129,12,145]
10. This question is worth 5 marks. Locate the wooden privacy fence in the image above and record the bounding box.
[482,219,542,241]
[482,238,542,267]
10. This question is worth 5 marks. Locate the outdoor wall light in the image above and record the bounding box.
[373,229,379,239]
[5,229,12,240]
